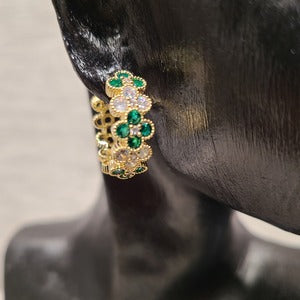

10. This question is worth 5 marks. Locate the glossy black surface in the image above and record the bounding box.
[5,1,300,299]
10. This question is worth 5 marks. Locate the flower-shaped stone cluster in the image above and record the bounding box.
[109,85,152,116]
[110,144,153,179]
[105,70,146,98]
[111,109,154,149]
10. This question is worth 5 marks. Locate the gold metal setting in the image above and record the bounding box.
[90,70,155,179]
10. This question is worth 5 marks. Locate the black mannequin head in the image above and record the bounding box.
[52,0,300,233]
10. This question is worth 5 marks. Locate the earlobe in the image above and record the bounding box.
[51,0,129,99]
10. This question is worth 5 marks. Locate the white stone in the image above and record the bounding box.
[125,160,137,169]
[114,149,129,162]
[137,95,151,111]
[122,78,132,85]
[128,98,137,107]
[112,96,128,112]
[123,86,137,100]
[129,152,138,162]
[130,126,140,136]
[138,146,151,159]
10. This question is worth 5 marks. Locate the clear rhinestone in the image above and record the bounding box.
[129,152,138,162]
[125,160,138,169]
[130,126,140,136]
[122,78,132,85]
[114,149,129,162]
[112,96,128,112]
[128,97,137,107]
[137,95,151,111]
[123,86,137,100]
[138,146,151,159]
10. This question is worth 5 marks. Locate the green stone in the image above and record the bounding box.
[109,78,123,87]
[133,78,144,88]
[117,72,130,79]
[127,110,141,125]
[116,123,130,138]
[135,166,145,173]
[128,136,142,149]
[141,122,152,137]
[112,169,125,175]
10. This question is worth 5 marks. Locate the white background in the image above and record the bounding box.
[0,1,99,298]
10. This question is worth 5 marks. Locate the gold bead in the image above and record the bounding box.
[91,96,105,112]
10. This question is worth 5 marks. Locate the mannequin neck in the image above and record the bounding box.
[102,148,232,299]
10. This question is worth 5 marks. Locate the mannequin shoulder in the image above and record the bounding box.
[5,221,78,300]
[5,216,113,300]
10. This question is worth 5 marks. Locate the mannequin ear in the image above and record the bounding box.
[52,0,134,99]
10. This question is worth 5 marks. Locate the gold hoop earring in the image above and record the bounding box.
[90,70,155,179]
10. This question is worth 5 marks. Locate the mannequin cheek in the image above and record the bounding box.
[152,109,300,233]
[149,103,211,178]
